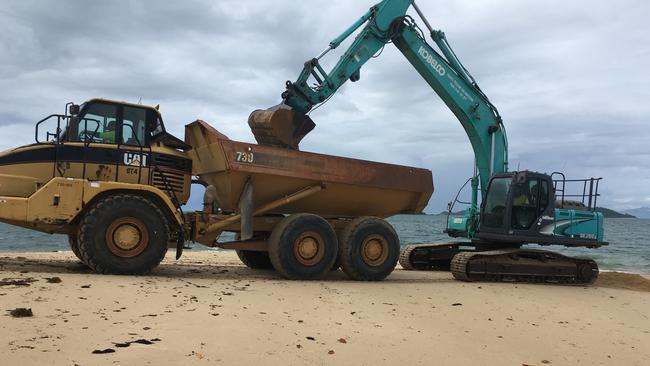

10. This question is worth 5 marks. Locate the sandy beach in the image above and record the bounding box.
[1,251,648,366]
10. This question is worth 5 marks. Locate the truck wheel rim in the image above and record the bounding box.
[105,217,149,258]
[361,234,389,267]
[293,231,325,266]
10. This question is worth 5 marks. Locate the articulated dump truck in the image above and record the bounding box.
[0,99,432,280]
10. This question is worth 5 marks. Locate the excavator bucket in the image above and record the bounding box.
[248,104,315,150]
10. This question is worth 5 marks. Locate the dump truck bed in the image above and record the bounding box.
[185,120,433,218]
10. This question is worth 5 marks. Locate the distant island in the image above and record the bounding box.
[623,207,650,219]
[595,207,636,218]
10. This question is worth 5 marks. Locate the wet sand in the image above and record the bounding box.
[1,251,649,365]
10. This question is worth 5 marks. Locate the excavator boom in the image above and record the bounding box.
[250,0,507,201]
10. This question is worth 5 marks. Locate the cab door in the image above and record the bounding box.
[116,106,151,185]
[59,101,152,184]
[509,176,551,234]
[58,101,119,182]
[478,176,513,235]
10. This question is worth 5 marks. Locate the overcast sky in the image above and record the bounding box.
[1,0,648,213]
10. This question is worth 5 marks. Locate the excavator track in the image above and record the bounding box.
[398,245,417,270]
[400,244,599,284]
[450,249,599,285]
[399,243,463,271]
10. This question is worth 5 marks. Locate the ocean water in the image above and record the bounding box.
[0,216,647,275]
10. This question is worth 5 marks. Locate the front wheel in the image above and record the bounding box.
[78,194,169,275]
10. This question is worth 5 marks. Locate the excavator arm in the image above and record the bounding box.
[249,0,508,235]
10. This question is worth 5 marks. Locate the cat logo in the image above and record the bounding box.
[123,152,148,167]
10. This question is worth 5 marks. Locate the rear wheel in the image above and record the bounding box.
[268,213,338,280]
[78,194,169,275]
[236,250,273,270]
[338,217,400,281]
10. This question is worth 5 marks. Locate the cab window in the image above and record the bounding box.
[149,115,165,138]
[122,107,147,146]
[482,177,511,229]
[75,103,118,143]
[511,178,549,230]
[537,180,549,215]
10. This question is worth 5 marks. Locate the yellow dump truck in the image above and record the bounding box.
[0,99,432,280]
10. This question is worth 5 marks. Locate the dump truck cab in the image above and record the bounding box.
[36,98,192,200]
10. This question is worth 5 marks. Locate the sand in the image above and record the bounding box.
[0,251,648,366]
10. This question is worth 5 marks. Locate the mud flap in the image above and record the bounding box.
[175,228,185,260]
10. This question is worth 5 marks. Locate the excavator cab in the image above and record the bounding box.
[475,171,605,247]
[479,172,550,236]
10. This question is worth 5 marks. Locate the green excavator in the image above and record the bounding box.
[248,0,606,284]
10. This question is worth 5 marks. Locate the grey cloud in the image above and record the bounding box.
[0,0,648,212]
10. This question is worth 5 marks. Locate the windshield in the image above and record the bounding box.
[74,103,118,143]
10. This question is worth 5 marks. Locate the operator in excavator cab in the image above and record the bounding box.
[513,183,531,206]
[512,181,539,229]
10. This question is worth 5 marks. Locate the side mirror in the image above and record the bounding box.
[69,104,80,116]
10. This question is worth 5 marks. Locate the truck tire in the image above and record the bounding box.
[338,217,400,281]
[268,213,338,280]
[78,194,169,275]
[68,234,85,263]
[236,250,273,270]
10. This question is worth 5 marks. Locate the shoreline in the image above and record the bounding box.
[1,251,649,365]
[2,249,649,279]
[600,269,650,280]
